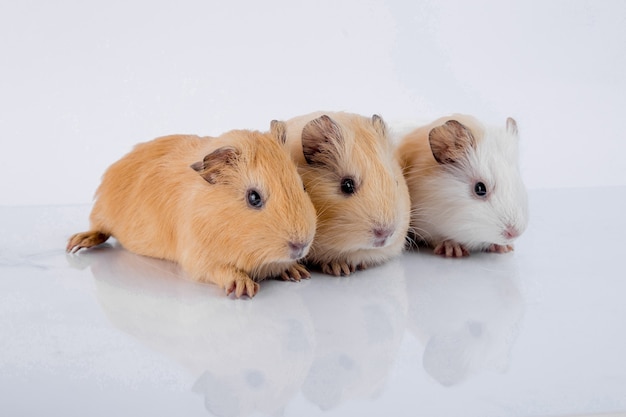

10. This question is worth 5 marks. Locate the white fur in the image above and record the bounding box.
[402,117,528,251]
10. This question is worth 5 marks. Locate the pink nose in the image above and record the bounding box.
[288,241,309,259]
[373,227,393,240]
[372,226,394,247]
[502,226,520,240]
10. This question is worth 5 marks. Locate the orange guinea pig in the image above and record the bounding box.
[67,122,317,298]
[281,111,411,276]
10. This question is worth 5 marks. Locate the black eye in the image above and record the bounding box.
[474,181,487,197]
[246,189,263,209]
[340,177,356,195]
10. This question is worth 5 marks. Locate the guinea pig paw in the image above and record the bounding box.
[225,276,260,298]
[486,244,514,254]
[434,240,470,258]
[355,262,372,271]
[322,261,355,277]
[280,264,311,282]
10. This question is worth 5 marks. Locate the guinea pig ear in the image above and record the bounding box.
[270,119,287,145]
[428,120,476,165]
[191,146,240,184]
[506,117,519,137]
[301,115,343,166]
[371,114,388,137]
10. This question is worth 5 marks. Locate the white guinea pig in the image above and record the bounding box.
[395,114,528,257]
[281,111,411,276]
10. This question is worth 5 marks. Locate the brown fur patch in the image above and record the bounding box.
[191,146,240,184]
[428,120,476,165]
[301,115,344,166]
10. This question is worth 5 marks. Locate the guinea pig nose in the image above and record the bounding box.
[288,241,309,260]
[502,225,520,240]
[373,227,393,240]
[372,226,394,247]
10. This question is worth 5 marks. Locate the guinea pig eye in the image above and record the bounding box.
[474,181,487,197]
[340,177,356,195]
[246,189,264,209]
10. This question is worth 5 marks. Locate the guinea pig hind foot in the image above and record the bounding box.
[433,240,470,258]
[66,231,110,253]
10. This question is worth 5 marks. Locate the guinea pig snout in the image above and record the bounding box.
[371,225,395,248]
[288,240,311,260]
[502,225,521,240]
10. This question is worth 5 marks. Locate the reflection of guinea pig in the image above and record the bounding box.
[67,122,316,297]
[405,254,524,386]
[298,260,408,410]
[395,115,528,257]
[281,111,411,276]
[88,246,316,417]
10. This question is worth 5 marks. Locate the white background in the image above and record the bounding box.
[1,0,625,206]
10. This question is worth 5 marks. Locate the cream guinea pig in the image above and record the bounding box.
[395,114,528,257]
[67,122,317,297]
[280,111,411,276]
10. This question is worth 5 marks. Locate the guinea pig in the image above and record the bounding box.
[280,111,411,276]
[395,114,528,257]
[66,122,317,297]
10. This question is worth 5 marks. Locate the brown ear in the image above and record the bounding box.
[506,117,518,136]
[191,146,240,184]
[428,120,475,164]
[301,115,343,166]
[270,120,287,145]
[371,114,387,137]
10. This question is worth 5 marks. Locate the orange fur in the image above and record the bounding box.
[282,111,411,276]
[67,127,317,297]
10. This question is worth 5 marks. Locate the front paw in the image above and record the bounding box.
[486,244,514,254]
[319,258,375,276]
[225,275,260,298]
[433,240,470,257]
[320,261,354,276]
[280,263,311,282]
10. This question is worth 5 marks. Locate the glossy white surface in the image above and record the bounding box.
[1,187,625,417]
